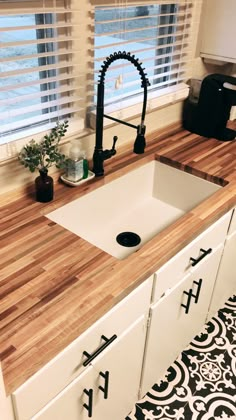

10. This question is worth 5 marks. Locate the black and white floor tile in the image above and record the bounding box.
[126,295,236,420]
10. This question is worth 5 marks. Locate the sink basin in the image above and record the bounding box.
[47,161,221,260]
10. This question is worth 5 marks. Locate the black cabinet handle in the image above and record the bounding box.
[99,370,109,399]
[83,388,93,418]
[83,334,117,367]
[181,289,193,314]
[192,279,203,304]
[190,248,212,266]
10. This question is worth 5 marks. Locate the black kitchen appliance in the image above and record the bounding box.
[183,74,236,141]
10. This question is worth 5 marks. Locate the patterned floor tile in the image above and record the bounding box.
[125,296,236,420]
[179,392,236,420]
[126,361,193,419]
[184,310,234,355]
[223,294,236,307]
[126,403,148,420]
[127,397,187,420]
[217,295,236,344]
[180,342,236,398]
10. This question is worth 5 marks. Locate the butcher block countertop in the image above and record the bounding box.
[1,121,236,396]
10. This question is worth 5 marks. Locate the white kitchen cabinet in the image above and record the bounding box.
[140,246,223,396]
[208,214,236,319]
[0,367,15,420]
[12,277,152,420]
[152,210,231,303]
[32,316,146,420]
[200,0,236,64]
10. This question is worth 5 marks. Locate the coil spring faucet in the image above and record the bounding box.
[93,51,150,176]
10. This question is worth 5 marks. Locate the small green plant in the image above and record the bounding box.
[18,121,68,173]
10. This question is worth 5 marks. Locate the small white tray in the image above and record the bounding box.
[61,170,95,187]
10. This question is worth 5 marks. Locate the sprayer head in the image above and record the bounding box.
[133,124,146,154]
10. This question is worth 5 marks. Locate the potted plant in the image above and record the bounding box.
[18,121,68,202]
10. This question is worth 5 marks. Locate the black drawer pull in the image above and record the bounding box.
[83,388,93,418]
[99,370,109,399]
[192,279,203,304]
[190,248,212,267]
[83,334,117,367]
[181,289,193,314]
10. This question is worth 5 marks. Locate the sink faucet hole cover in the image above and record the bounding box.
[116,231,141,247]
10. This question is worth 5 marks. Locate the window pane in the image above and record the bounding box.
[0,15,40,123]
[0,13,58,141]
[94,4,180,105]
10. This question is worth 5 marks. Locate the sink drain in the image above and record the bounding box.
[116,232,141,247]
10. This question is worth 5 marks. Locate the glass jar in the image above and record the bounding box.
[35,169,54,203]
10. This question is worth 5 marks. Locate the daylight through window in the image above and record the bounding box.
[94,2,192,109]
[0,0,195,147]
[0,0,83,146]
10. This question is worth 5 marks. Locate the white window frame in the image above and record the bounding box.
[0,0,202,162]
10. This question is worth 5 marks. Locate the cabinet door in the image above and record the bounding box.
[141,246,223,396]
[92,316,146,419]
[208,232,236,319]
[200,0,236,63]
[33,316,147,420]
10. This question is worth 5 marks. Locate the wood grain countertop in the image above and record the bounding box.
[1,122,236,396]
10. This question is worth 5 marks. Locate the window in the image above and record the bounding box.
[0,0,84,146]
[93,1,193,121]
[0,13,58,139]
[0,0,200,156]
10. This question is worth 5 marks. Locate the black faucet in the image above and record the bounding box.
[92,51,150,176]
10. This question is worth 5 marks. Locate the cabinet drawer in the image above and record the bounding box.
[200,0,236,63]
[12,276,153,420]
[152,211,231,303]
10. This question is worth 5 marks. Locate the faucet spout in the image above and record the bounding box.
[93,51,150,176]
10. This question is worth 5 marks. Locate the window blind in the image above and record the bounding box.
[0,0,83,145]
[92,1,194,111]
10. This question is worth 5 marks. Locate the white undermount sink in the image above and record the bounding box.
[46,161,221,260]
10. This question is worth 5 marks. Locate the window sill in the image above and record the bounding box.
[0,84,189,164]
[89,83,189,130]
[0,118,85,163]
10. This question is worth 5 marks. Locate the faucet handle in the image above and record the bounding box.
[112,136,118,151]
[102,136,118,161]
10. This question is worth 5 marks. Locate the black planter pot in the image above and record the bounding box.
[35,169,54,203]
